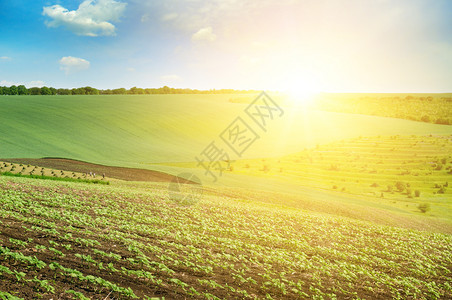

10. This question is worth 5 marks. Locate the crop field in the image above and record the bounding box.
[0,161,109,184]
[313,93,452,125]
[0,94,451,299]
[0,176,451,299]
[227,135,452,217]
[0,158,189,183]
[161,134,452,223]
[3,0,452,299]
[1,95,451,169]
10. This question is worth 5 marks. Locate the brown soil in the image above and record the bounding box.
[0,158,194,183]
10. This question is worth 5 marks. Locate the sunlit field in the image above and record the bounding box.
[0,176,451,299]
[0,93,451,299]
[2,0,452,298]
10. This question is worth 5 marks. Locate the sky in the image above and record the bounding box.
[0,0,451,92]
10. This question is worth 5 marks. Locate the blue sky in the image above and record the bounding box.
[0,0,451,92]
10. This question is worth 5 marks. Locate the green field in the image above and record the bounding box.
[1,95,451,167]
[0,94,451,299]
[159,134,452,229]
[313,93,452,125]
[0,177,451,299]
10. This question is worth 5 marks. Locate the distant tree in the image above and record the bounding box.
[17,85,28,95]
[129,86,144,94]
[57,88,72,95]
[395,181,406,192]
[112,88,126,94]
[40,86,51,95]
[435,118,450,125]
[9,85,18,95]
[417,203,430,213]
[161,86,170,94]
[420,115,430,123]
[28,87,41,95]
[9,85,258,96]
[100,89,112,95]
[72,87,86,95]
[84,86,99,95]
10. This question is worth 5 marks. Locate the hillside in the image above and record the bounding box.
[1,95,451,169]
[0,176,450,299]
[313,93,452,125]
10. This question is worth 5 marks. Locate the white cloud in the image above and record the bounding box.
[0,80,45,87]
[160,74,181,82]
[59,56,90,74]
[0,80,17,86]
[161,13,178,21]
[0,56,11,60]
[127,67,136,72]
[28,81,45,88]
[192,26,216,42]
[141,14,150,22]
[43,0,127,37]
[240,55,261,65]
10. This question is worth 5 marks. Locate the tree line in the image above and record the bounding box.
[0,85,258,95]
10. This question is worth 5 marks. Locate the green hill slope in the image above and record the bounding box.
[1,95,451,169]
[0,176,450,299]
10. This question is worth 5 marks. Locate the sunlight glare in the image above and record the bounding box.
[278,74,320,106]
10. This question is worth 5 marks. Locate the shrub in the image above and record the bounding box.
[414,190,421,197]
[417,203,430,213]
[330,164,339,171]
[406,188,412,197]
[395,181,406,192]
[435,118,450,125]
[387,185,394,193]
[420,115,430,122]
[438,186,446,194]
[370,182,379,187]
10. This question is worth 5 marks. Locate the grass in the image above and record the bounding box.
[1,95,451,170]
[0,94,451,298]
[313,93,452,125]
[0,176,450,299]
[160,134,452,222]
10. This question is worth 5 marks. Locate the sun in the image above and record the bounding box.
[279,72,321,106]
[278,76,321,106]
